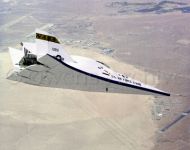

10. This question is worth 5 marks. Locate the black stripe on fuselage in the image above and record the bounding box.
[36,33,60,44]
[47,54,170,96]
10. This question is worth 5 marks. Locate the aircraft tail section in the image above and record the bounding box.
[8,47,23,69]
[35,29,73,62]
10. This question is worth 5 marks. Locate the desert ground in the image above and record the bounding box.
[0,0,190,150]
[0,50,157,150]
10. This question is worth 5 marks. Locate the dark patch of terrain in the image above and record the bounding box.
[107,1,190,14]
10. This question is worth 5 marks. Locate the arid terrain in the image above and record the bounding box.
[0,0,190,150]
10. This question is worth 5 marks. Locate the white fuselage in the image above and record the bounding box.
[7,29,170,96]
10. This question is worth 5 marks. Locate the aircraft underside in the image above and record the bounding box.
[7,54,170,96]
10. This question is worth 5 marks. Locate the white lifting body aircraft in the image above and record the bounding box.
[7,29,170,96]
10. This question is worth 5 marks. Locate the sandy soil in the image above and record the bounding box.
[91,12,190,150]
[1,0,190,149]
[0,49,157,150]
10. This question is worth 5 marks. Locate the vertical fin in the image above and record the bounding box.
[35,29,73,62]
